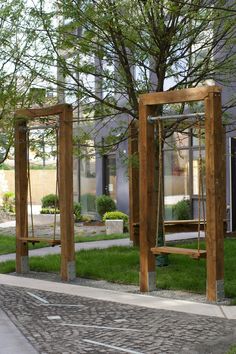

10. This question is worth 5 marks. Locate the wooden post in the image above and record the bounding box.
[205,91,224,301]
[128,120,140,246]
[138,86,224,300]
[59,105,76,281]
[139,100,157,292]
[15,119,29,273]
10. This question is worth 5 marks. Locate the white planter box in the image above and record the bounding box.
[105,219,124,235]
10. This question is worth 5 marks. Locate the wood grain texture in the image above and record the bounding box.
[140,86,221,105]
[151,246,207,259]
[59,106,75,281]
[15,104,70,118]
[15,119,28,272]
[205,92,224,301]
[139,100,156,292]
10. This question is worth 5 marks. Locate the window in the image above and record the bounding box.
[79,144,96,213]
[163,129,206,220]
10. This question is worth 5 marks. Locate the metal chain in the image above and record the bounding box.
[27,131,35,239]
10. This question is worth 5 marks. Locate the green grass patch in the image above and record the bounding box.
[156,241,206,293]
[74,233,128,243]
[0,233,128,255]
[1,239,236,300]
[227,345,236,354]
[75,246,139,284]
[0,246,139,284]
[0,235,50,255]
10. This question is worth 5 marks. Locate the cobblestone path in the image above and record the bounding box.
[0,284,236,354]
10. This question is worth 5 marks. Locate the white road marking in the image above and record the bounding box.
[83,339,144,354]
[114,319,127,323]
[44,304,85,308]
[61,323,141,332]
[27,292,49,304]
[27,292,84,308]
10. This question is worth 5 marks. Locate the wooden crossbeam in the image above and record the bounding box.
[140,86,221,105]
[151,246,207,259]
[15,104,71,118]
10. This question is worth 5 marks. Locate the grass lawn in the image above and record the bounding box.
[0,235,50,255]
[0,239,236,303]
[227,346,236,354]
[0,233,129,255]
[1,239,236,300]
[75,233,128,243]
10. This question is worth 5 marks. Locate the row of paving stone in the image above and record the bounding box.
[1,283,236,354]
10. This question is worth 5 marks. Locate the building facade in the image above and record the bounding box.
[74,92,236,232]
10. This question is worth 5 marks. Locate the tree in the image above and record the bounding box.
[2,0,236,153]
[3,0,234,251]
[28,0,236,248]
[32,0,236,120]
[0,0,56,163]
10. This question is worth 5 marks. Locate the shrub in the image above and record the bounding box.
[41,194,59,209]
[2,192,15,213]
[96,194,116,218]
[80,215,92,222]
[40,208,60,214]
[102,211,128,223]
[0,163,12,170]
[173,199,191,220]
[74,202,82,221]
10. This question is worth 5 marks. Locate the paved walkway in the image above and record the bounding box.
[1,216,231,353]
[0,275,236,354]
[0,308,38,354]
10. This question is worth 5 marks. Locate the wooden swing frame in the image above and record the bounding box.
[15,104,76,281]
[138,86,226,302]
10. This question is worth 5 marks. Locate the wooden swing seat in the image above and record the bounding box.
[19,237,61,246]
[151,246,207,259]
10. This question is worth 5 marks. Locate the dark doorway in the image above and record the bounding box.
[103,154,117,201]
[231,138,236,230]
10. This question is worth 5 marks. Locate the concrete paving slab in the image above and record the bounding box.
[0,308,38,354]
[0,220,16,228]
[221,305,236,319]
[0,274,231,319]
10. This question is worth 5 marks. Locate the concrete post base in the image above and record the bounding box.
[140,271,156,292]
[18,256,29,274]
[207,279,225,302]
[66,261,76,281]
